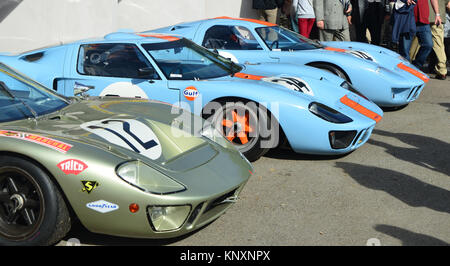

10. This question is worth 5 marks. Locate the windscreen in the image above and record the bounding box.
[0,63,68,123]
[141,38,242,80]
[255,26,322,51]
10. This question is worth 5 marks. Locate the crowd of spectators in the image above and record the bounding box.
[252,0,450,80]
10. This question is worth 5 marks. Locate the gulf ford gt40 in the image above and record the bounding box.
[0,63,253,245]
[0,32,383,162]
[150,16,429,107]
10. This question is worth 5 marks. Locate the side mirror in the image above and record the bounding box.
[74,82,94,97]
[138,67,156,78]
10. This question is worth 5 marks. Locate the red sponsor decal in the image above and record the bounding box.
[57,159,88,175]
[0,130,72,153]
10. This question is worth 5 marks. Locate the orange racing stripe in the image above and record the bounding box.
[234,72,265,80]
[340,95,382,123]
[138,34,180,41]
[213,16,277,27]
[324,47,347,53]
[397,63,429,83]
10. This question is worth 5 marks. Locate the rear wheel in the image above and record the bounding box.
[203,101,279,162]
[0,156,71,246]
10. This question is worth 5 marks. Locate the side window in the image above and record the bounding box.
[202,25,263,51]
[77,43,160,79]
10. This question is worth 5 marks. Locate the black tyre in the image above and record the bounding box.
[381,104,409,112]
[311,63,349,82]
[0,156,71,246]
[203,100,279,162]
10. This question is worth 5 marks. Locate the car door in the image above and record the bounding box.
[65,42,180,105]
[140,39,206,115]
[197,24,279,64]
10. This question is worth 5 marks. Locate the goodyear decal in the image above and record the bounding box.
[183,86,199,101]
[81,181,99,194]
[57,159,88,175]
[0,130,72,153]
[86,200,118,213]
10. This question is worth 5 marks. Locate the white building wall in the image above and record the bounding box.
[0,0,257,54]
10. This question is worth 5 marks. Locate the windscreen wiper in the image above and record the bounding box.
[229,61,241,77]
[0,81,38,119]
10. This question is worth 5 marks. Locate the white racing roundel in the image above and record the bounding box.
[80,119,162,160]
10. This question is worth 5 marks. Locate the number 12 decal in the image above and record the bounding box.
[80,119,162,160]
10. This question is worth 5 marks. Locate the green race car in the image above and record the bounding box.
[0,62,252,246]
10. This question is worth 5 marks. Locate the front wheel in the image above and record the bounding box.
[0,156,71,246]
[311,63,349,82]
[204,101,279,162]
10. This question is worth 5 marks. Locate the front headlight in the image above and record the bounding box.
[309,102,353,124]
[147,205,191,232]
[116,161,186,194]
[201,124,234,149]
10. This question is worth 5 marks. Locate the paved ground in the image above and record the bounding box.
[57,77,450,246]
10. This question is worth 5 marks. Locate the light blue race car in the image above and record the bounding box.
[0,32,383,161]
[150,16,430,107]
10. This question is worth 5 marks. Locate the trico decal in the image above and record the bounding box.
[80,119,162,160]
[86,200,119,213]
[183,86,199,101]
[81,181,99,194]
[0,130,72,153]
[57,159,88,175]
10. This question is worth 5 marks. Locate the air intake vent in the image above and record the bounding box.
[23,52,44,62]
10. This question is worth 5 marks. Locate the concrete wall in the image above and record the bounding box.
[0,0,258,54]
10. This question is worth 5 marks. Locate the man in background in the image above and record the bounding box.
[253,0,286,24]
[445,2,450,70]
[407,0,441,72]
[351,0,391,45]
[313,0,353,41]
[410,0,448,79]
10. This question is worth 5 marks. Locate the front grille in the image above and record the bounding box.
[203,188,238,213]
[352,129,365,146]
[329,130,357,149]
[186,202,204,227]
[407,86,419,101]
[408,85,423,101]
